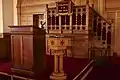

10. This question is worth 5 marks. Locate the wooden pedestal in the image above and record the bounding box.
[9,25,46,79]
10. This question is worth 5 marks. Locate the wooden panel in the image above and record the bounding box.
[106,12,115,20]
[11,35,34,70]
[11,35,22,68]
[72,39,88,58]
[9,25,46,79]
[22,35,33,70]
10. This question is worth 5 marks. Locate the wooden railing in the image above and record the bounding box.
[71,3,112,80]
[88,6,112,47]
[73,60,94,80]
[47,3,112,47]
[47,5,88,33]
[0,72,34,80]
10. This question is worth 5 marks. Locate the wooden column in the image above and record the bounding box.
[59,55,64,73]
[59,16,62,33]
[17,0,21,25]
[54,55,59,73]
[75,8,77,30]
[45,4,48,33]
[70,14,72,33]
[86,3,89,33]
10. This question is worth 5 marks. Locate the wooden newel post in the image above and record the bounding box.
[48,36,69,80]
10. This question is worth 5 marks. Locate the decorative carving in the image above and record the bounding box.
[61,40,65,45]
[56,0,74,14]
[51,40,55,45]
[48,36,67,80]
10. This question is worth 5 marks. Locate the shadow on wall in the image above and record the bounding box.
[0,33,11,61]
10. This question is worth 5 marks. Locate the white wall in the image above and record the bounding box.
[105,0,120,55]
[13,0,18,25]
[2,0,13,32]
[0,0,3,34]
[106,0,120,9]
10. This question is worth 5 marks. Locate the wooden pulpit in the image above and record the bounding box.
[9,25,46,79]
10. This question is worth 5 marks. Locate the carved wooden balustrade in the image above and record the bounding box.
[45,0,112,58]
[46,2,111,41]
[89,6,111,48]
[47,5,88,34]
[88,6,112,57]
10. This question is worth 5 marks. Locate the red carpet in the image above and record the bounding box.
[46,55,90,80]
[0,55,90,80]
[86,57,120,80]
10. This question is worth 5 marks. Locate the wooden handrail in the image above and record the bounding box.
[73,60,94,80]
[0,72,34,80]
[89,6,111,25]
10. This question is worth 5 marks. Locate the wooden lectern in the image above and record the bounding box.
[9,25,46,79]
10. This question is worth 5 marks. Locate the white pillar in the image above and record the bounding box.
[13,0,18,25]
[114,12,118,53]
[59,16,61,33]
[0,0,17,34]
[0,0,3,35]
[2,0,14,32]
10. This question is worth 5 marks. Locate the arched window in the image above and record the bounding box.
[72,13,76,25]
[77,14,81,25]
[66,15,70,25]
[107,31,111,44]
[48,15,52,25]
[82,14,86,25]
[61,15,65,25]
[52,15,55,25]
[56,16,59,25]
[93,16,97,32]
[102,27,106,40]
[97,23,101,36]
[107,26,111,44]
